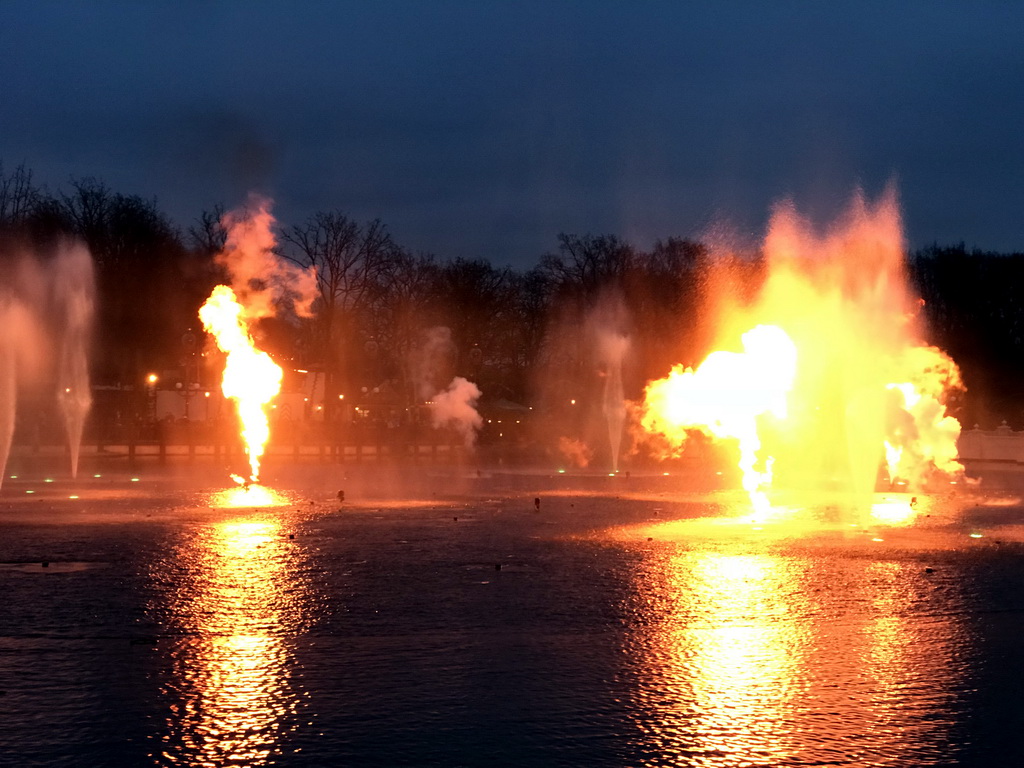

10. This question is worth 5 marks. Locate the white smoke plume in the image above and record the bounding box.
[429,376,483,448]
[216,196,317,319]
[411,326,483,447]
[411,326,457,400]
[558,436,592,468]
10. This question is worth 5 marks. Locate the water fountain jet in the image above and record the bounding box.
[0,240,94,487]
[598,331,629,473]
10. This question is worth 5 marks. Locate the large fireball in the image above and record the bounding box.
[637,190,963,522]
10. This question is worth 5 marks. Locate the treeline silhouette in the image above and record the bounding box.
[2,162,1021,430]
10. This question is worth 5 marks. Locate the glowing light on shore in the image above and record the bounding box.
[199,285,283,484]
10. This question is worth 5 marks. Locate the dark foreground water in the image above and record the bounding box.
[2,463,1024,767]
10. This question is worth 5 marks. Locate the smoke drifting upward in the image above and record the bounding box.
[429,376,483,448]
[558,436,592,468]
[412,327,457,401]
[0,238,96,486]
[637,188,963,518]
[216,196,317,319]
[410,326,484,448]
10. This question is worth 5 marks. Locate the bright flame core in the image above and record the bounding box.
[199,284,283,483]
[638,191,963,520]
[641,324,797,517]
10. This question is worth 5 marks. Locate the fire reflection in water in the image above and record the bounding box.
[626,548,972,766]
[157,517,309,766]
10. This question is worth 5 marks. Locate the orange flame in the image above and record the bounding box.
[641,325,797,517]
[199,284,283,483]
[638,190,963,522]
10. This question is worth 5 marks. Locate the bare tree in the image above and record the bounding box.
[280,211,399,407]
[371,250,440,399]
[0,162,42,229]
[187,204,227,258]
[59,178,190,384]
[538,233,635,298]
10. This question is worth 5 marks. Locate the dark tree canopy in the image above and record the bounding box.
[3,159,1023,432]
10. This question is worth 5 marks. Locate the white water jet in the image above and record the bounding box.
[0,239,95,486]
[599,331,629,472]
[52,243,95,479]
[0,308,17,488]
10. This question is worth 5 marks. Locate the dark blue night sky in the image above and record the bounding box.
[2,1,1022,267]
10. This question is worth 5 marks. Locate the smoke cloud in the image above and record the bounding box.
[409,326,484,448]
[411,327,457,401]
[428,375,483,448]
[216,196,317,319]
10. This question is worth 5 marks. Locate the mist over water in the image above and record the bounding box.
[0,238,95,485]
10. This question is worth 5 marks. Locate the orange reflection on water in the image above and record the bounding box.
[630,551,808,765]
[160,517,307,766]
[626,544,971,766]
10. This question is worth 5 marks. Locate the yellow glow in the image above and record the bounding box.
[147,373,158,384]
[199,285,283,483]
[870,497,917,526]
[210,484,290,508]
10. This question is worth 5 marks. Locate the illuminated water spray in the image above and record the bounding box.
[599,331,629,473]
[199,285,282,485]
